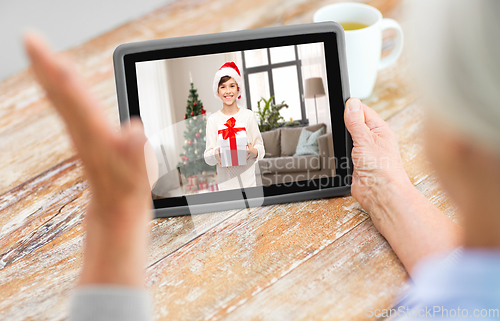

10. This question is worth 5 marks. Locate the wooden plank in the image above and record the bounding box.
[219,219,408,321]
[0,158,86,269]
[0,221,83,321]
[145,198,367,320]
[148,209,244,265]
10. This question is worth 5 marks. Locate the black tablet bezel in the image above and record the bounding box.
[114,23,352,217]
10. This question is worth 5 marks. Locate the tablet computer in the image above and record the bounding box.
[113,22,352,218]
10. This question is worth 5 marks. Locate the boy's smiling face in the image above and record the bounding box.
[218,78,238,105]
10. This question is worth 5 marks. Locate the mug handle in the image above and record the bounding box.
[378,18,404,70]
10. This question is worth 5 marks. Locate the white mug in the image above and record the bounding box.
[314,2,404,99]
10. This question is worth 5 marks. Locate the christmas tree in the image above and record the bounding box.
[177,82,215,178]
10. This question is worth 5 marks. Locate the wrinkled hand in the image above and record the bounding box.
[24,32,152,287]
[344,98,412,214]
[246,142,257,161]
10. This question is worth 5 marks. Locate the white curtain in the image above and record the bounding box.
[136,60,181,196]
[298,43,331,133]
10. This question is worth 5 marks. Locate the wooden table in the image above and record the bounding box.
[0,0,460,319]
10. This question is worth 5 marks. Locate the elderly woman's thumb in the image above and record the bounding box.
[344,98,368,141]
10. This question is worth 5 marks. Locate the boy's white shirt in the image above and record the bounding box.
[204,108,265,191]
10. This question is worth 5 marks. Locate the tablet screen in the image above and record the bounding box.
[122,32,349,210]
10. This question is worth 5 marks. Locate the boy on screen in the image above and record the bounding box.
[203,62,265,191]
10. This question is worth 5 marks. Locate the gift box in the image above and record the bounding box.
[218,117,247,167]
[184,183,198,194]
[209,182,218,192]
[187,175,198,186]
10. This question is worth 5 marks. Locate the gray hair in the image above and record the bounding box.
[410,0,500,153]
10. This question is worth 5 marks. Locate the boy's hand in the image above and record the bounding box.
[246,143,258,161]
[215,147,221,165]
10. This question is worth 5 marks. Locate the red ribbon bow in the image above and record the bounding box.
[217,117,245,140]
[218,117,246,166]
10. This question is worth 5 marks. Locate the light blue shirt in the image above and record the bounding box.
[388,247,500,320]
[68,286,152,321]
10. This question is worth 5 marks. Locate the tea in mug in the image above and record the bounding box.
[340,22,369,31]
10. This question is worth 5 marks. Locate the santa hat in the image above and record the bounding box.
[213,62,244,106]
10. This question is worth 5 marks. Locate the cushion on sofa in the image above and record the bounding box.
[261,129,281,158]
[280,123,326,156]
[259,155,321,174]
[294,127,325,156]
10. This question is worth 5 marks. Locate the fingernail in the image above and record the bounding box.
[348,98,361,113]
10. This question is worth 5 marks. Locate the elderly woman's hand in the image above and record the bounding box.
[344,98,463,274]
[344,98,412,217]
[24,33,152,287]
